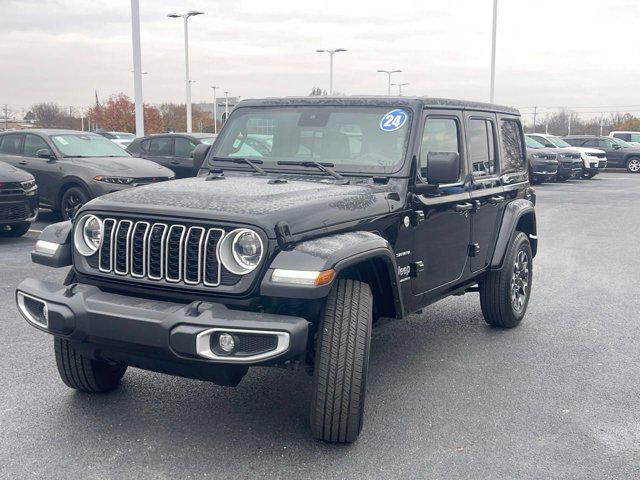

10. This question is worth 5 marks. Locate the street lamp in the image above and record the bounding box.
[316,48,347,95]
[130,0,145,137]
[224,91,230,123]
[210,86,218,134]
[168,10,204,133]
[489,0,498,103]
[391,82,409,96]
[377,69,402,95]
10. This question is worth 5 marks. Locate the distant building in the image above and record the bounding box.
[196,96,240,123]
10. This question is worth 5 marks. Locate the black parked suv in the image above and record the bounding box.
[0,130,175,220]
[564,135,640,173]
[0,161,38,237]
[127,133,217,178]
[16,97,537,443]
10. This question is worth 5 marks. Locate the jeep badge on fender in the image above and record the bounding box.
[16,96,536,444]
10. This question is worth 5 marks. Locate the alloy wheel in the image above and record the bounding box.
[511,249,530,312]
[628,158,640,173]
[63,193,83,220]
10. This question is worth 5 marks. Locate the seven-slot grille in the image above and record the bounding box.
[98,218,225,287]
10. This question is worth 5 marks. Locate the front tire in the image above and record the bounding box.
[54,338,127,393]
[626,157,640,173]
[0,222,30,237]
[310,279,373,443]
[582,171,596,179]
[60,186,90,221]
[479,232,533,328]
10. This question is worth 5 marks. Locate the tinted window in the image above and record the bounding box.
[24,134,49,157]
[499,120,525,174]
[564,138,585,147]
[0,134,23,155]
[148,137,173,156]
[613,133,630,141]
[469,119,497,177]
[529,135,555,148]
[420,118,460,179]
[174,137,197,157]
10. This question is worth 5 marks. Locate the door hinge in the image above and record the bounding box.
[469,243,481,257]
[410,260,425,277]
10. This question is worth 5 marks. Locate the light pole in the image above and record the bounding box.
[130,0,145,136]
[224,91,230,123]
[377,69,402,95]
[392,82,409,96]
[489,0,498,103]
[168,10,204,133]
[210,86,218,133]
[316,48,347,95]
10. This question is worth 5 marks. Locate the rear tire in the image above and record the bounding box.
[626,157,640,173]
[479,232,533,328]
[0,222,30,237]
[54,337,127,393]
[310,279,373,443]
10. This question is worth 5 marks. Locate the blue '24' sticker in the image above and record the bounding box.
[380,109,407,131]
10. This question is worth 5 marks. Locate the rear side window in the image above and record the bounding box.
[499,120,525,174]
[420,117,460,180]
[174,137,197,158]
[613,133,630,141]
[24,134,49,157]
[0,134,23,155]
[468,119,497,176]
[148,137,173,155]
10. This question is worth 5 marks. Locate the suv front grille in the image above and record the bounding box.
[97,217,229,287]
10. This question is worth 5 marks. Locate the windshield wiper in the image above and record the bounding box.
[276,160,344,181]
[211,156,266,175]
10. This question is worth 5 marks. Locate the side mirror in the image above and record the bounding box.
[612,144,621,150]
[192,143,211,170]
[36,148,55,160]
[424,151,460,185]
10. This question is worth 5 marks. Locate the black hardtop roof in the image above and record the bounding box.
[237,96,520,115]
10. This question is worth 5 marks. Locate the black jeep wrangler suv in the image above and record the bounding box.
[16,97,537,443]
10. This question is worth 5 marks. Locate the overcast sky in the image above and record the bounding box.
[2,0,639,117]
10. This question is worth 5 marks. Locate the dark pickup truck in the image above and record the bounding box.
[16,96,537,443]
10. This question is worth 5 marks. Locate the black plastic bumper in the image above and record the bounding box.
[16,278,310,374]
[0,194,38,224]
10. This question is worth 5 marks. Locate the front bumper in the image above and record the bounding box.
[16,278,310,373]
[556,161,583,178]
[0,194,38,224]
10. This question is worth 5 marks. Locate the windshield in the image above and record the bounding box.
[209,106,412,174]
[200,137,217,145]
[51,134,131,157]
[525,136,545,148]
[547,136,572,148]
[611,137,632,148]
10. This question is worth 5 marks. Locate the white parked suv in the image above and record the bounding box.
[526,133,607,179]
[609,131,640,147]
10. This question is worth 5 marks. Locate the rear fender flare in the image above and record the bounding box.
[490,199,537,269]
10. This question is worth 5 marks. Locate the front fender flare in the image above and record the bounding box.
[261,231,403,316]
[490,199,537,269]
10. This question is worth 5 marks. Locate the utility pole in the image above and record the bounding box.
[545,117,549,134]
[131,0,145,136]
[4,104,8,130]
[568,112,572,135]
[316,48,347,95]
[489,0,498,103]
[391,82,409,96]
[224,91,229,123]
[600,114,604,136]
[210,86,218,134]
[532,106,537,133]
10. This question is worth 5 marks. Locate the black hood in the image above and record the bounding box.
[85,173,399,237]
[0,161,34,182]
[68,157,173,177]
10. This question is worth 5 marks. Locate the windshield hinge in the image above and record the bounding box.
[275,221,295,250]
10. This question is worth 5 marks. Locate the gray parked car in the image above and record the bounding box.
[524,135,582,181]
[0,130,175,220]
[127,133,217,178]
[525,136,559,184]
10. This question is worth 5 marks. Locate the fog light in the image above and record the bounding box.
[219,333,235,353]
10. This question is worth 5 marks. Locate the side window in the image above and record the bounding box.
[139,139,150,153]
[148,137,173,156]
[603,139,616,148]
[531,135,555,148]
[23,134,50,157]
[0,134,23,155]
[469,119,497,176]
[614,133,630,141]
[174,137,197,158]
[499,119,526,174]
[420,117,460,180]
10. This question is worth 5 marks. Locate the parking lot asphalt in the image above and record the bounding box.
[1,172,639,479]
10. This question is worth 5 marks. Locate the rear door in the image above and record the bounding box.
[588,138,623,167]
[171,136,198,178]
[0,133,25,169]
[144,136,175,170]
[465,113,505,272]
[411,110,472,295]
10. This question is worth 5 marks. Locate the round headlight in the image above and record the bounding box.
[74,214,102,256]
[219,228,264,275]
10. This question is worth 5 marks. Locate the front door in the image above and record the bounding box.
[144,136,175,171]
[172,137,197,178]
[464,114,505,272]
[411,112,472,295]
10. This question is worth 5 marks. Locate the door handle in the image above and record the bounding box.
[454,202,474,214]
[170,160,180,165]
[488,195,505,205]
